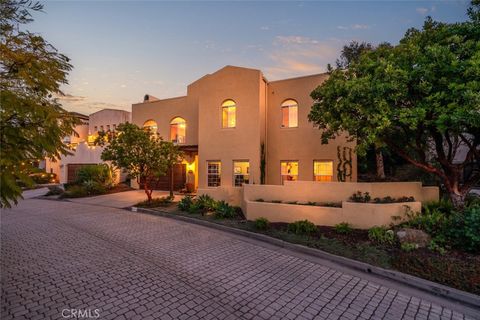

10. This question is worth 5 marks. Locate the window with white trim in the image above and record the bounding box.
[233,161,249,186]
[222,99,236,128]
[207,161,221,187]
[281,99,298,128]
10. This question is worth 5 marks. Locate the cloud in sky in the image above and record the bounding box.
[265,35,342,79]
[416,7,429,15]
[337,24,371,30]
[56,93,129,115]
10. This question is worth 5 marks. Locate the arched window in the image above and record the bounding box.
[143,119,158,133]
[170,117,186,144]
[222,99,236,128]
[281,99,298,128]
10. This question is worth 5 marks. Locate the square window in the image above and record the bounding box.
[281,161,298,184]
[207,161,221,187]
[314,161,333,182]
[233,161,249,186]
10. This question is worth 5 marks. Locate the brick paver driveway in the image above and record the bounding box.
[1,199,478,320]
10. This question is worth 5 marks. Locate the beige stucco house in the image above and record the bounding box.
[46,109,131,183]
[132,65,357,193]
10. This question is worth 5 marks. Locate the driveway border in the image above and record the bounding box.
[133,206,480,310]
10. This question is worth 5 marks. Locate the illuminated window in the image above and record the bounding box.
[170,117,186,144]
[207,161,221,187]
[314,160,333,182]
[233,161,249,187]
[143,119,158,133]
[281,99,298,128]
[222,99,236,128]
[281,161,298,184]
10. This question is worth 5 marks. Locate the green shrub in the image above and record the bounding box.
[428,240,446,255]
[196,194,217,212]
[350,191,371,203]
[136,197,172,208]
[76,164,114,187]
[83,180,106,195]
[188,201,203,214]
[214,201,237,219]
[46,185,64,196]
[422,199,454,216]
[62,185,88,198]
[287,220,317,236]
[466,194,480,208]
[255,198,265,202]
[271,200,282,203]
[368,226,395,245]
[254,217,269,230]
[286,201,298,205]
[334,222,352,234]
[447,206,480,253]
[401,242,418,252]
[178,196,194,211]
[305,201,316,206]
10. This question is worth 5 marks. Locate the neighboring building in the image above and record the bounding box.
[132,65,357,193]
[46,109,131,183]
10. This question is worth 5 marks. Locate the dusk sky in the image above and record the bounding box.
[31,1,470,115]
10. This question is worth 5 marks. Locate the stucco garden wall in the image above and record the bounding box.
[245,201,421,229]
[198,181,437,229]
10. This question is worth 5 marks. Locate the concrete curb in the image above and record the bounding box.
[133,207,480,310]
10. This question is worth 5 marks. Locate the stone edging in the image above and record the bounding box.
[133,206,480,310]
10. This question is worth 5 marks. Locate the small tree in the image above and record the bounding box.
[0,0,79,207]
[99,123,168,202]
[309,2,480,208]
[160,141,184,199]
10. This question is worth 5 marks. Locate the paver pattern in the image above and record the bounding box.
[1,199,478,320]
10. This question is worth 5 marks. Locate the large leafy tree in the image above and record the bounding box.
[0,0,79,207]
[309,2,480,208]
[333,41,387,180]
[99,123,183,201]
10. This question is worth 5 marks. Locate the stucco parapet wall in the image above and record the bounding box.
[245,200,420,229]
[252,181,439,203]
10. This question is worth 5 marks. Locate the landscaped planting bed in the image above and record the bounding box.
[144,195,480,295]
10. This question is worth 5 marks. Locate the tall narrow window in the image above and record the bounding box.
[100,125,104,131]
[143,119,158,133]
[314,161,333,182]
[207,161,221,187]
[281,161,298,184]
[106,125,110,131]
[94,126,98,132]
[233,161,249,186]
[222,99,236,128]
[170,117,186,144]
[281,99,298,128]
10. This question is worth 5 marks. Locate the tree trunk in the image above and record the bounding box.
[448,177,468,210]
[375,148,386,180]
[143,178,152,202]
[169,166,174,199]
